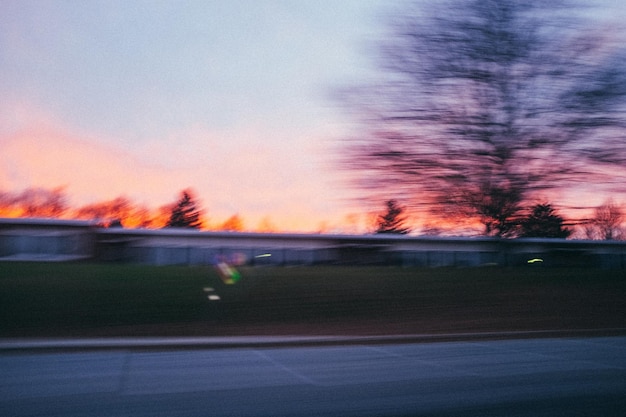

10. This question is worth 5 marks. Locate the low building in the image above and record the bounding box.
[1,218,624,268]
[0,218,96,262]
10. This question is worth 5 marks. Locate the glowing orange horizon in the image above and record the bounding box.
[0,114,368,234]
[0,186,361,234]
[1,110,614,236]
[0,185,550,236]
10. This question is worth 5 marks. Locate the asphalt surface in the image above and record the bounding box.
[1,335,625,416]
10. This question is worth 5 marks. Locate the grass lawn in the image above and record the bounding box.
[1,262,624,337]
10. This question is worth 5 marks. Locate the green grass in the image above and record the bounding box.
[0,263,214,335]
[1,262,624,337]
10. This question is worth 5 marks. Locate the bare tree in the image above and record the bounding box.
[340,0,626,237]
[14,187,67,218]
[585,199,623,240]
[75,196,133,227]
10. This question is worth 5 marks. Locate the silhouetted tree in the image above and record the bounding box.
[16,187,67,218]
[520,203,570,238]
[375,200,410,234]
[108,218,123,228]
[220,214,244,232]
[165,189,202,229]
[585,199,623,240]
[130,205,159,229]
[340,0,626,237]
[75,196,133,227]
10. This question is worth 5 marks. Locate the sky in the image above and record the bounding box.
[2,1,624,234]
[0,0,390,232]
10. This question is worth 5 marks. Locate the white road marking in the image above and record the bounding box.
[253,350,321,386]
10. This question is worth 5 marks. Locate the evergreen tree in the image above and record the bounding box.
[165,190,202,229]
[375,200,410,234]
[520,203,570,238]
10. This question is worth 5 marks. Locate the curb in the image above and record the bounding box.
[2,328,626,353]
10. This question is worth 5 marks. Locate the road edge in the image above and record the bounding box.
[2,328,626,353]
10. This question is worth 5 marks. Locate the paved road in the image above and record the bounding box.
[1,336,625,416]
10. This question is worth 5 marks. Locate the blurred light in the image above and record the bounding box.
[527,258,543,264]
[216,262,241,284]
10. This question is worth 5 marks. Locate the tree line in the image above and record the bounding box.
[0,186,622,239]
[0,187,246,232]
[373,199,624,240]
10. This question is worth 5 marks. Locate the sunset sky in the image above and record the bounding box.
[0,0,389,232]
[2,1,624,233]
